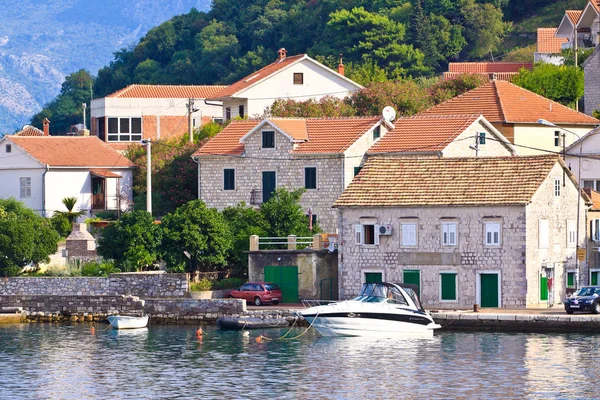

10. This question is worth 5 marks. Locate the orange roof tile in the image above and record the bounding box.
[334,155,562,207]
[15,125,44,136]
[368,115,480,154]
[566,10,583,25]
[194,117,382,157]
[584,188,600,210]
[592,0,600,12]
[106,84,228,99]
[8,136,134,167]
[209,54,307,99]
[422,81,600,125]
[447,63,532,73]
[269,119,308,141]
[443,72,519,82]
[537,28,568,53]
[90,169,122,178]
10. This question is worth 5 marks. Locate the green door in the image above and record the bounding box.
[262,171,276,204]
[365,272,383,284]
[592,271,599,286]
[480,273,499,307]
[403,270,420,297]
[540,274,548,301]
[264,266,298,304]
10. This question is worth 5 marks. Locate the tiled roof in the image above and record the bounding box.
[584,188,600,210]
[443,72,519,82]
[447,63,532,73]
[90,169,122,178]
[106,84,228,99]
[15,125,44,136]
[592,0,600,12]
[209,54,307,98]
[566,10,583,24]
[422,81,600,125]
[537,28,568,53]
[194,116,382,156]
[269,119,308,141]
[334,155,562,207]
[8,136,134,167]
[368,115,480,154]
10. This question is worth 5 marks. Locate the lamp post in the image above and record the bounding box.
[538,119,583,288]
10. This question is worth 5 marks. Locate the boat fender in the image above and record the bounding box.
[90,326,95,335]
[196,327,203,338]
[243,330,250,337]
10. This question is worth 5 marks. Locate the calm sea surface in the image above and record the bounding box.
[0,323,599,399]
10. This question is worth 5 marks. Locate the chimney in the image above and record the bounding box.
[43,118,50,136]
[277,48,287,61]
[338,53,345,76]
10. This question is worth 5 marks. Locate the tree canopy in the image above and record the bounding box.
[512,63,584,109]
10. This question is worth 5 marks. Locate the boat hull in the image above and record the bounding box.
[107,315,149,329]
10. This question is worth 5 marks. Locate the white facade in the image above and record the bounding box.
[534,52,564,65]
[565,127,600,189]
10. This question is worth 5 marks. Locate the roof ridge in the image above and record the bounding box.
[492,81,509,122]
[403,114,480,120]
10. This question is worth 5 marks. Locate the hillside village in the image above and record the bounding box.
[2,0,600,312]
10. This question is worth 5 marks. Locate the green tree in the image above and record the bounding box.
[260,188,320,238]
[134,59,162,83]
[96,211,162,271]
[53,197,86,225]
[512,63,584,108]
[161,200,232,272]
[267,96,356,118]
[427,73,488,104]
[348,80,433,117]
[560,47,595,68]
[460,0,512,59]
[0,199,59,277]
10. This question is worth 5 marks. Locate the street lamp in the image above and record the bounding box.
[538,119,583,288]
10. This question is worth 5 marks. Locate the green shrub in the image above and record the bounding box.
[94,211,118,220]
[51,213,72,238]
[80,260,119,277]
[212,278,245,290]
[190,278,213,292]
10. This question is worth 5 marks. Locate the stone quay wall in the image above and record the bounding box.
[0,273,189,298]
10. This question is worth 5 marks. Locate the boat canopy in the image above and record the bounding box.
[354,282,425,312]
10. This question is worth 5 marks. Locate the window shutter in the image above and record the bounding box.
[374,225,380,245]
[354,224,363,244]
[402,224,416,246]
[449,224,456,245]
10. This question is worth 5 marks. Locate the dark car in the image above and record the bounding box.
[564,286,600,314]
[228,282,282,306]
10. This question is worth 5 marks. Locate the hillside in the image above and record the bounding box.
[0,0,210,135]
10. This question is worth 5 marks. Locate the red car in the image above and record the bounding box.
[229,282,282,306]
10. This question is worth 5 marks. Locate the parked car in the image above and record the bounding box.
[228,282,282,306]
[564,286,600,314]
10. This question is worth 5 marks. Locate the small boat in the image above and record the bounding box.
[107,315,149,329]
[299,282,441,338]
[217,317,289,330]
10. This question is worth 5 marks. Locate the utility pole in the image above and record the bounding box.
[142,139,152,215]
[187,98,195,144]
[82,103,87,130]
[575,29,579,111]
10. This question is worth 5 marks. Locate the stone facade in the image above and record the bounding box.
[66,223,98,263]
[583,45,600,116]
[338,163,587,308]
[0,273,189,298]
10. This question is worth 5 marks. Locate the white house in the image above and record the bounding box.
[207,48,363,121]
[90,84,226,151]
[534,28,567,65]
[0,135,135,218]
[565,126,600,189]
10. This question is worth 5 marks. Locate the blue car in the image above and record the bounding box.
[564,286,600,314]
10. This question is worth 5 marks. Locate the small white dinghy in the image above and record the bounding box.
[107,315,149,329]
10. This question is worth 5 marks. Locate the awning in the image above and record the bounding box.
[90,169,122,178]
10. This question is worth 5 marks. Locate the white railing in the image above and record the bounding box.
[250,234,338,251]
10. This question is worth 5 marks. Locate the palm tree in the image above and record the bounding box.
[54,196,86,225]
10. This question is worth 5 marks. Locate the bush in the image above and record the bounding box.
[190,278,213,292]
[51,213,72,237]
[212,277,245,290]
[80,260,119,277]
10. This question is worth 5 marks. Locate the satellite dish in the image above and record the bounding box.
[382,106,396,122]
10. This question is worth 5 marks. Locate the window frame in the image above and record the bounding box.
[554,131,561,147]
[304,166,317,190]
[401,222,417,247]
[439,272,458,302]
[554,178,561,197]
[566,270,577,289]
[19,176,31,199]
[293,72,304,85]
[225,107,231,121]
[5,144,11,153]
[262,130,276,149]
[484,221,501,246]
[441,222,457,246]
[223,168,235,191]
[372,125,381,141]
[567,220,576,247]
[106,117,142,142]
[363,224,376,245]
[355,224,378,246]
[238,105,245,118]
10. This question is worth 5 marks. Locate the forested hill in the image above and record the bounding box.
[30,0,586,133]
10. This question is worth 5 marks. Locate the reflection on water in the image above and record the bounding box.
[1,323,599,399]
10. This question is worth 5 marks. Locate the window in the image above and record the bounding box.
[583,180,600,191]
[554,178,561,197]
[354,166,363,177]
[306,213,317,226]
[293,73,304,85]
[591,219,600,241]
[373,126,381,140]
[478,132,486,145]
[539,219,549,249]
[107,117,142,142]
[262,131,275,148]
[401,223,417,246]
[440,273,457,301]
[223,169,235,190]
[213,117,224,124]
[5,144,11,153]
[240,283,252,291]
[484,222,501,246]
[355,224,377,245]
[567,220,576,247]
[19,177,31,199]
[442,222,457,246]
[364,225,376,245]
[555,131,561,147]
[225,107,231,120]
[304,167,317,189]
[567,271,576,289]
[238,105,245,118]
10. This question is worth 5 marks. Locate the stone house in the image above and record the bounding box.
[333,155,590,308]
[90,84,226,151]
[582,45,600,116]
[207,48,363,121]
[192,116,393,233]
[422,81,599,155]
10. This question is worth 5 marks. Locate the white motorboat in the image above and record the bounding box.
[300,282,441,338]
[107,315,149,329]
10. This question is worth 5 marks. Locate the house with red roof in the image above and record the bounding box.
[535,28,568,64]
[0,135,134,218]
[192,116,393,232]
[90,84,227,150]
[207,48,363,122]
[443,62,532,82]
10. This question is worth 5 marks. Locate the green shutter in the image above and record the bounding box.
[354,166,363,177]
[224,169,235,190]
[480,273,499,307]
[479,132,486,144]
[373,126,381,140]
[441,273,456,301]
[403,270,420,297]
[592,271,599,286]
[365,272,382,284]
[540,275,548,301]
[567,272,574,288]
[262,171,276,203]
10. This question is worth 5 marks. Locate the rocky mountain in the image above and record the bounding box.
[0,0,211,135]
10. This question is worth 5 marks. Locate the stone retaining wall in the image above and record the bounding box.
[0,273,188,298]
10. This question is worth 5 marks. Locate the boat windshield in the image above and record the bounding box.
[403,287,424,311]
[353,283,409,306]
